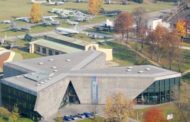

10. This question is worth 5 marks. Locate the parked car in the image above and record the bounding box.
[77,113,86,119]
[83,112,92,118]
[63,115,72,121]
[71,115,79,120]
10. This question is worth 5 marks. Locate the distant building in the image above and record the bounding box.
[1,51,181,121]
[147,18,170,30]
[29,33,113,61]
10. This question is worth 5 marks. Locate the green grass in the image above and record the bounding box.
[0,117,34,122]
[182,73,190,84]
[100,41,149,66]
[77,117,104,122]
[0,0,175,37]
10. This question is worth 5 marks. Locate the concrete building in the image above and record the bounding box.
[147,18,170,30]
[1,51,181,121]
[29,33,113,61]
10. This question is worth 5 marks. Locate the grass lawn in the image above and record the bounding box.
[128,41,190,73]
[100,41,150,66]
[182,73,190,84]
[0,117,34,122]
[0,0,175,37]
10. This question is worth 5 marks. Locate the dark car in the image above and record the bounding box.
[63,116,72,121]
[83,112,92,118]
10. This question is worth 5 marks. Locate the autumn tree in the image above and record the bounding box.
[88,0,99,15]
[163,28,181,70]
[144,107,167,122]
[132,7,147,50]
[30,3,42,23]
[11,105,20,121]
[114,12,133,43]
[103,93,134,122]
[176,19,187,39]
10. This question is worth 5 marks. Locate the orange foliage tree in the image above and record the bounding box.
[176,19,187,38]
[114,12,133,42]
[30,3,42,23]
[88,0,99,15]
[144,107,167,122]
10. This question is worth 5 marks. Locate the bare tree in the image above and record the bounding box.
[171,82,190,122]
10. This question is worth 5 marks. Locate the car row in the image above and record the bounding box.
[63,112,92,121]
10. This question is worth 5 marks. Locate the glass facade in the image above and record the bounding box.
[135,77,180,104]
[1,84,41,121]
[59,82,80,108]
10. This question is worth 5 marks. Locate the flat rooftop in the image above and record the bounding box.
[2,51,181,95]
[31,39,83,53]
[45,33,91,46]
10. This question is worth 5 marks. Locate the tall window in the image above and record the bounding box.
[1,84,41,121]
[59,82,80,108]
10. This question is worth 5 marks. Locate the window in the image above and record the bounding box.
[59,82,80,108]
[42,48,46,54]
[135,77,180,105]
[49,50,53,55]
[1,84,41,121]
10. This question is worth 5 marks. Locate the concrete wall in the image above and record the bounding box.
[34,78,70,120]
[69,76,155,104]
[85,44,113,61]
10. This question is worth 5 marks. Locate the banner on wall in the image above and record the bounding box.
[91,76,98,104]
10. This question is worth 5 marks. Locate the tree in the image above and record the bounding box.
[163,28,181,70]
[88,0,99,15]
[11,105,19,121]
[144,107,167,122]
[55,112,62,122]
[114,12,133,43]
[153,24,168,63]
[171,82,190,122]
[176,19,187,39]
[30,3,42,23]
[103,93,134,122]
[132,7,147,50]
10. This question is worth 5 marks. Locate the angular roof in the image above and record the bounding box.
[2,51,181,95]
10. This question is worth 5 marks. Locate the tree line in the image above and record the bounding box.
[114,8,188,71]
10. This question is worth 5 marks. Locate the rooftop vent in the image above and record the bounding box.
[40,81,44,84]
[127,66,133,69]
[16,76,21,78]
[53,69,58,72]
[48,58,54,62]
[126,69,132,72]
[66,59,71,62]
[36,83,41,86]
[44,80,48,83]
[38,62,44,65]
[138,70,144,73]
[49,73,54,77]
[145,68,151,71]
[51,66,57,69]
